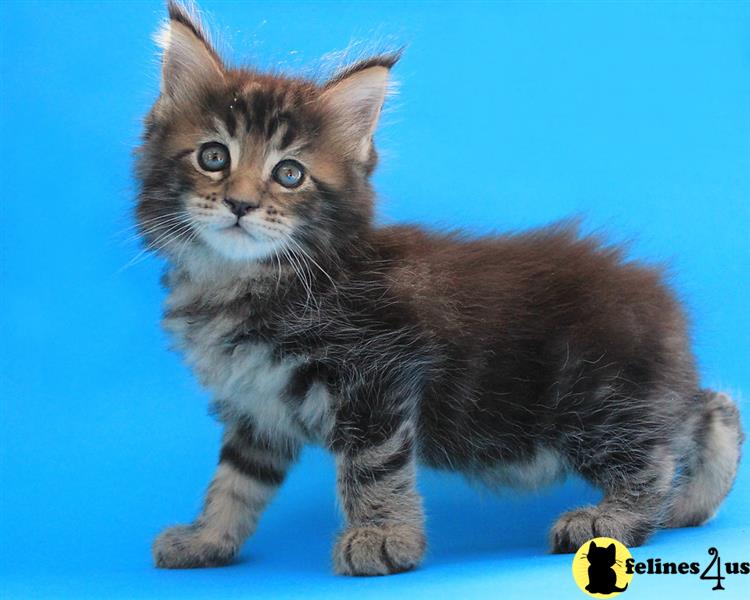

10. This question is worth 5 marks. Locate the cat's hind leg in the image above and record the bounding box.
[550,445,676,553]
[666,389,743,528]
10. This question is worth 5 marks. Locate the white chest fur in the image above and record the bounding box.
[162,281,332,442]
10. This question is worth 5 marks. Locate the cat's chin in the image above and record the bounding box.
[198,225,284,263]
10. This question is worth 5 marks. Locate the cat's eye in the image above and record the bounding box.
[198,142,230,172]
[272,159,305,188]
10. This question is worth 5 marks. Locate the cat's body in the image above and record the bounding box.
[138,2,743,575]
[165,225,699,480]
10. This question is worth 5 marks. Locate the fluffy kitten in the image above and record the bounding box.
[136,1,743,575]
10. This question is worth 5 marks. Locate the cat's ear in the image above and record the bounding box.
[589,541,598,551]
[319,52,401,163]
[156,1,224,102]
[607,544,616,554]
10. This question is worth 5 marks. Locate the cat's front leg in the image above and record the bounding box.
[153,422,298,569]
[331,409,425,576]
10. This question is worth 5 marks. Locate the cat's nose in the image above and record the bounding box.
[223,198,259,217]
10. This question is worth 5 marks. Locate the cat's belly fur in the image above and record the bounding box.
[468,446,567,489]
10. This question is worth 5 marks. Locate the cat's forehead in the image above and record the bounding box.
[192,72,322,147]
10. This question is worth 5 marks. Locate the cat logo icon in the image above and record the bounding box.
[572,537,634,597]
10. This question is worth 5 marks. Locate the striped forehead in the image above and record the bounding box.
[207,86,308,153]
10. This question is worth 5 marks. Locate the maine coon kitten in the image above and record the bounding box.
[136,2,743,575]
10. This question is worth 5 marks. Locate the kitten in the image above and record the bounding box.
[136,1,743,575]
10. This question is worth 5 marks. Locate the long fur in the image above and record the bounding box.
[137,1,743,575]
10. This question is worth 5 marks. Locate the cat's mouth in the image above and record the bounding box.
[225,222,252,234]
[221,221,262,242]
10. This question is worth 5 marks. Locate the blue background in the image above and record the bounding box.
[2,1,749,598]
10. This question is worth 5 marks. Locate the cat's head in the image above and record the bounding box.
[135,1,397,266]
[587,541,617,567]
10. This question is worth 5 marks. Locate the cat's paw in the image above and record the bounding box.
[153,524,237,569]
[333,525,426,576]
[550,506,651,553]
[550,507,600,553]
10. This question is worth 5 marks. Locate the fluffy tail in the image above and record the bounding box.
[667,389,743,528]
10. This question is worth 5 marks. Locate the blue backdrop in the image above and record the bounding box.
[2,1,748,598]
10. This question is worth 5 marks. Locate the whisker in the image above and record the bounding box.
[118,219,196,272]
[287,236,337,290]
[114,211,189,239]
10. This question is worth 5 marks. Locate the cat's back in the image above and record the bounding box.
[374,224,698,475]
[372,223,685,340]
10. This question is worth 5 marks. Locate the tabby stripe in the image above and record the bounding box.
[225,488,254,509]
[251,91,271,135]
[266,113,280,139]
[230,421,298,461]
[353,436,414,484]
[219,444,286,486]
[170,148,193,161]
[224,107,237,137]
[233,96,252,132]
[286,361,325,405]
[279,114,299,149]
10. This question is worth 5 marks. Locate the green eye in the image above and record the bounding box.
[272,159,305,188]
[198,142,230,172]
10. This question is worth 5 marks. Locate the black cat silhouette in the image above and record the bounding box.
[585,541,629,594]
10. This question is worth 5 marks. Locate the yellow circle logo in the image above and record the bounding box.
[572,537,634,597]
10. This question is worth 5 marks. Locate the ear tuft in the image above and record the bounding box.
[323,50,403,89]
[320,52,401,163]
[166,0,207,41]
[156,1,224,101]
